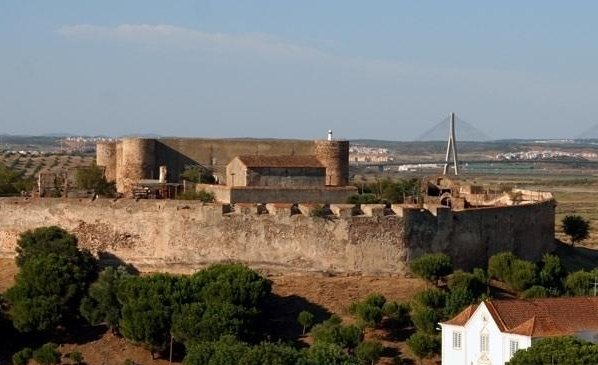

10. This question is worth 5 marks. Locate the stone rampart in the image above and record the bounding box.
[0,195,556,275]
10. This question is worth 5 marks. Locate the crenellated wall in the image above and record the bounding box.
[0,195,556,275]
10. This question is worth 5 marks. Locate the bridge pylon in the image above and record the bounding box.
[443,112,460,176]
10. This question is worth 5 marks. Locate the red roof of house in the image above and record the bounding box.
[443,297,598,337]
[234,155,324,168]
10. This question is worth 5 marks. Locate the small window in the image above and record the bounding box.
[509,340,519,358]
[480,333,489,352]
[452,331,462,350]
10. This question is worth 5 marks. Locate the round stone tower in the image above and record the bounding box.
[314,140,350,186]
[120,138,156,195]
[96,142,117,183]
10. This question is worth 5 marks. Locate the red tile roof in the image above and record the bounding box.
[234,155,324,168]
[443,297,598,338]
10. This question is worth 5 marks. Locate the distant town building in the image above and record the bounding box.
[349,145,394,163]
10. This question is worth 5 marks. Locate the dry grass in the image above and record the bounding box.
[0,152,94,178]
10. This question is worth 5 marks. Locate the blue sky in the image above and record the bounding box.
[1,1,597,140]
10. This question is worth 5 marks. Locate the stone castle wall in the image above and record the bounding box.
[98,138,351,194]
[0,196,555,275]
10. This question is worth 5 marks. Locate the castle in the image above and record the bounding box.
[96,136,357,203]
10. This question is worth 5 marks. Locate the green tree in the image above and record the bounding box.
[347,193,381,204]
[15,226,96,271]
[537,254,564,293]
[562,215,591,246]
[311,315,363,350]
[304,342,360,365]
[0,165,33,196]
[565,270,597,296]
[448,270,487,299]
[409,253,453,283]
[80,266,132,331]
[6,253,94,332]
[355,341,383,365]
[11,348,33,365]
[507,336,598,365]
[488,253,537,292]
[33,343,61,365]
[444,286,476,318]
[183,336,249,365]
[382,301,410,327]
[410,306,440,335]
[406,332,440,365]
[413,288,446,310]
[180,166,216,184]
[520,286,550,299]
[297,311,315,335]
[239,342,302,365]
[75,164,116,196]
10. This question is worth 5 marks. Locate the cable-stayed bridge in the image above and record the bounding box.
[416,115,491,142]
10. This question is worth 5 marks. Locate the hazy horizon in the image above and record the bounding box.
[1,1,597,140]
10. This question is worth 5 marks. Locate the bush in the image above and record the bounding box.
[565,270,597,296]
[521,286,550,299]
[298,311,315,335]
[303,342,360,365]
[507,336,598,365]
[183,336,249,365]
[75,164,115,196]
[444,286,476,318]
[488,252,537,292]
[562,215,590,246]
[80,266,132,331]
[409,253,453,282]
[66,351,85,365]
[382,301,410,326]
[355,341,383,365]
[311,315,363,350]
[406,332,440,363]
[349,293,386,328]
[537,254,564,292]
[12,348,33,365]
[347,194,381,204]
[33,343,60,365]
[6,253,95,332]
[239,342,302,365]
[411,306,440,335]
[180,166,216,184]
[413,288,446,310]
[448,270,487,299]
[178,189,215,202]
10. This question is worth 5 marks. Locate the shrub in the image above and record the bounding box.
[521,285,550,299]
[411,306,440,335]
[355,341,383,365]
[311,315,363,350]
[382,301,410,326]
[444,286,476,318]
[80,266,132,331]
[66,351,85,365]
[75,164,115,196]
[507,336,598,365]
[537,254,564,292]
[178,189,215,202]
[406,332,440,363]
[347,193,381,204]
[488,252,537,292]
[413,288,446,310]
[304,342,360,365]
[239,342,302,365]
[33,343,60,365]
[12,348,33,365]
[448,270,487,299]
[349,293,387,328]
[565,270,597,296]
[409,253,453,282]
[298,311,315,335]
[180,166,216,184]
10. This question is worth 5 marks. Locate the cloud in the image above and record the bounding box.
[57,24,323,59]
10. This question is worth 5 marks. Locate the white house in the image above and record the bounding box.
[440,297,598,365]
